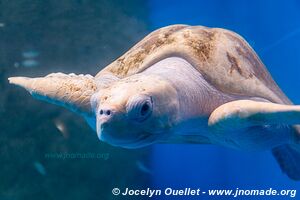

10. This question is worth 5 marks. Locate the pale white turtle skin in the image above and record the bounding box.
[8,25,300,180]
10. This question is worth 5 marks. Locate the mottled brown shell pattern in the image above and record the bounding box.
[97,25,290,105]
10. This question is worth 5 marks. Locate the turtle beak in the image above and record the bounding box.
[96,106,119,141]
[98,109,113,129]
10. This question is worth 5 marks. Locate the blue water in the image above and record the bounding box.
[149,0,300,199]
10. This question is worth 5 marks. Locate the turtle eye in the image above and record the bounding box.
[141,101,150,116]
[126,95,153,122]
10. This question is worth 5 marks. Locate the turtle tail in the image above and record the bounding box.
[272,144,300,180]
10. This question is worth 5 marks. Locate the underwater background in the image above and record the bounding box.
[1,0,300,199]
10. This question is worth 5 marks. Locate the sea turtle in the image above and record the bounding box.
[9,25,300,180]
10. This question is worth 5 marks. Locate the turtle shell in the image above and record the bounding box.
[96,25,290,105]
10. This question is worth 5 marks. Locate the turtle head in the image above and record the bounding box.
[91,75,180,148]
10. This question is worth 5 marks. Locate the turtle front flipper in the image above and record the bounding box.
[208,99,300,180]
[8,73,97,117]
[208,100,300,132]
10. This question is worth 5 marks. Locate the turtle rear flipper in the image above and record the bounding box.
[272,145,300,180]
